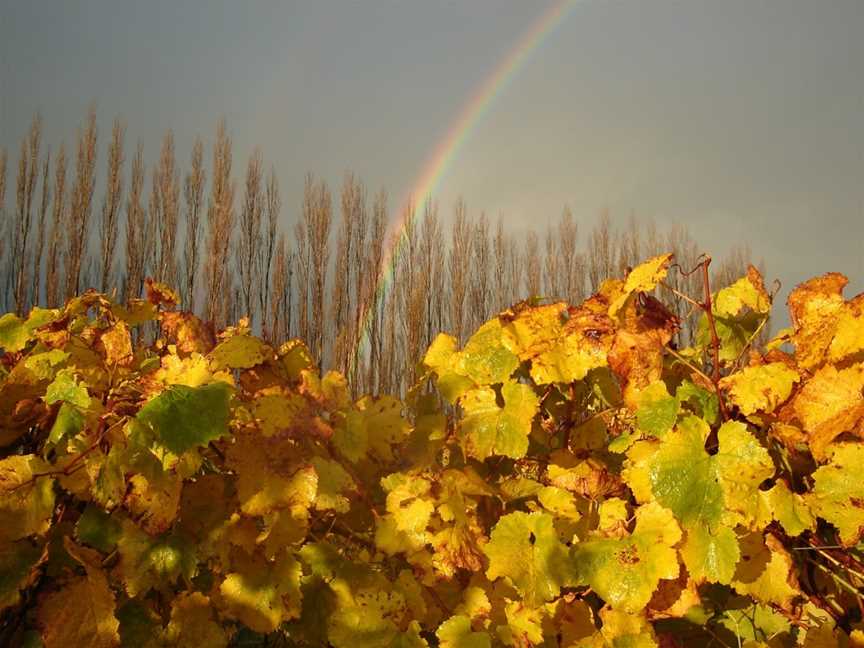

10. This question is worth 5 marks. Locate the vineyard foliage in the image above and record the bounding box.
[1,255,863,647]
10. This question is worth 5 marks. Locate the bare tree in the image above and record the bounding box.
[258,166,280,338]
[615,212,642,277]
[557,206,584,304]
[493,217,508,311]
[205,120,235,327]
[331,173,357,374]
[448,197,472,343]
[66,106,98,300]
[363,189,387,394]
[238,149,264,324]
[151,131,180,287]
[467,212,490,333]
[505,234,524,305]
[525,230,541,299]
[30,151,51,306]
[183,137,205,311]
[124,143,147,301]
[13,115,42,313]
[543,218,561,301]
[587,209,615,293]
[348,177,369,388]
[0,149,7,311]
[419,197,445,351]
[99,118,125,293]
[45,145,66,308]
[270,233,291,343]
[297,173,331,366]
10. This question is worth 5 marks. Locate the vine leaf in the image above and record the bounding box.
[787,272,847,370]
[572,501,681,612]
[731,533,800,610]
[484,511,575,606]
[37,538,120,648]
[436,615,491,648]
[0,307,60,353]
[500,301,614,385]
[0,539,43,611]
[163,591,228,648]
[625,417,773,583]
[719,362,799,416]
[459,380,539,460]
[135,382,232,456]
[0,454,56,542]
[635,381,679,438]
[218,551,303,634]
[792,363,864,460]
[608,253,673,317]
[805,443,864,546]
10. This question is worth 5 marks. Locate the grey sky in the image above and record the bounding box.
[2,0,862,314]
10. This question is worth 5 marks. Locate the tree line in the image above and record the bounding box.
[0,109,759,395]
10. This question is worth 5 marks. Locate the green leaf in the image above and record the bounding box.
[116,521,197,597]
[44,369,90,409]
[572,502,681,612]
[624,418,773,583]
[635,381,679,438]
[0,308,59,353]
[676,379,719,426]
[49,402,85,445]
[75,505,122,553]
[459,380,539,460]
[0,539,43,611]
[484,511,575,606]
[680,524,740,584]
[762,482,814,537]
[23,349,69,381]
[135,382,232,455]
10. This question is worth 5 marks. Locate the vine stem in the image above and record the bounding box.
[699,257,729,421]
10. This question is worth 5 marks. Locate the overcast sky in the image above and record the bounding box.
[1,0,862,312]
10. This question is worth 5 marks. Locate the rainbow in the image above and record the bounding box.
[354,0,578,367]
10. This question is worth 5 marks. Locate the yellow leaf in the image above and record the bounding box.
[209,332,272,370]
[124,472,182,535]
[731,533,800,610]
[608,253,673,318]
[0,455,55,541]
[500,301,614,385]
[829,294,864,363]
[787,273,847,370]
[227,431,317,517]
[160,311,215,355]
[163,591,228,648]
[100,321,133,366]
[793,363,864,459]
[714,266,771,317]
[218,551,302,634]
[720,362,799,415]
[38,539,119,648]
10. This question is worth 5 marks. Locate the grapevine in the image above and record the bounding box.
[1,255,863,647]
